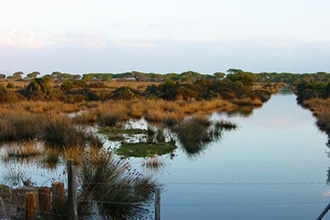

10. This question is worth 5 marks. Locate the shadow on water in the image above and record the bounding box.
[173,116,237,158]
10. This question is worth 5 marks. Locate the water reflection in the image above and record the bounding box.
[277,86,293,95]
[174,117,237,157]
[326,135,330,185]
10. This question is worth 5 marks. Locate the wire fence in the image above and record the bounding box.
[1,164,330,219]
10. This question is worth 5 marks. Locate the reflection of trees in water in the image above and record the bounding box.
[173,117,237,157]
[326,135,330,185]
[277,87,293,95]
[78,150,158,219]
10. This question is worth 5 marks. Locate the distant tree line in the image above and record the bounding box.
[1,69,329,84]
[0,68,329,104]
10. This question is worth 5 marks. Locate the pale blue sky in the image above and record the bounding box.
[1,0,330,75]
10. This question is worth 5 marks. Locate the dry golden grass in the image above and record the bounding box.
[232,97,263,106]
[63,146,85,165]
[0,101,81,115]
[43,148,61,164]
[303,98,330,116]
[253,82,286,94]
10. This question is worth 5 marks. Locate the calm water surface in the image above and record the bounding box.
[149,89,330,220]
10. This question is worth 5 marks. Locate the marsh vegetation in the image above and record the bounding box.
[0,69,329,218]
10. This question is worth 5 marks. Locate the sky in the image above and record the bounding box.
[1,0,330,76]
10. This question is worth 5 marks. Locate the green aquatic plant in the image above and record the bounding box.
[116,142,176,158]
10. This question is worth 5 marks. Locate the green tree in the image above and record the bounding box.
[0,73,6,80]
[226,68,244,74]
[213,72,225,80]
[8,71,24,81]
[26,71,40,79]
[225,72,256,88]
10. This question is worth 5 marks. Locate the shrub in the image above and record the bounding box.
[6,83,14,88]
[79,150,158,219]
[0,111,41,141]
[41,116,88,148]
[60,80,74,91]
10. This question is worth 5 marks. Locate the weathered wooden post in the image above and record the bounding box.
[52,182,65,216]
[25,191,37,220]
[39,187,51,217]
[317,201,330,220]
[67,158,78,220]
[155,188,161,220]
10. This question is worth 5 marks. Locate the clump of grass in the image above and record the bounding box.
[97,105,129,127]
[63,146,85,165]
[41,115,94,148]
[0,110,42,141]
[78,150,158,219]
[144,109,164,123]
[126,100,147,119]
[72,110,98,125]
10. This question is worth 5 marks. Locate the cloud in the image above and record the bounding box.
[1,35,330,75]
[0,30,46,49]
[48,31,109,49]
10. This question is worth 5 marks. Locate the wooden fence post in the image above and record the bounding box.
[317,201,330,220]
[155,188,161,220]
[25,191,37,220]
[52,182,65,216]
[39,187,51,217]
[67,159,78,220]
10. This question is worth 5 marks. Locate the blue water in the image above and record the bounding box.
[152,90,330,220]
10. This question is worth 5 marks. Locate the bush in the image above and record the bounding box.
[60,81,74,91]
[6,83,14,88]
[41,116,101,148]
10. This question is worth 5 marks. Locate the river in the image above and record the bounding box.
[151,88,330,220]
